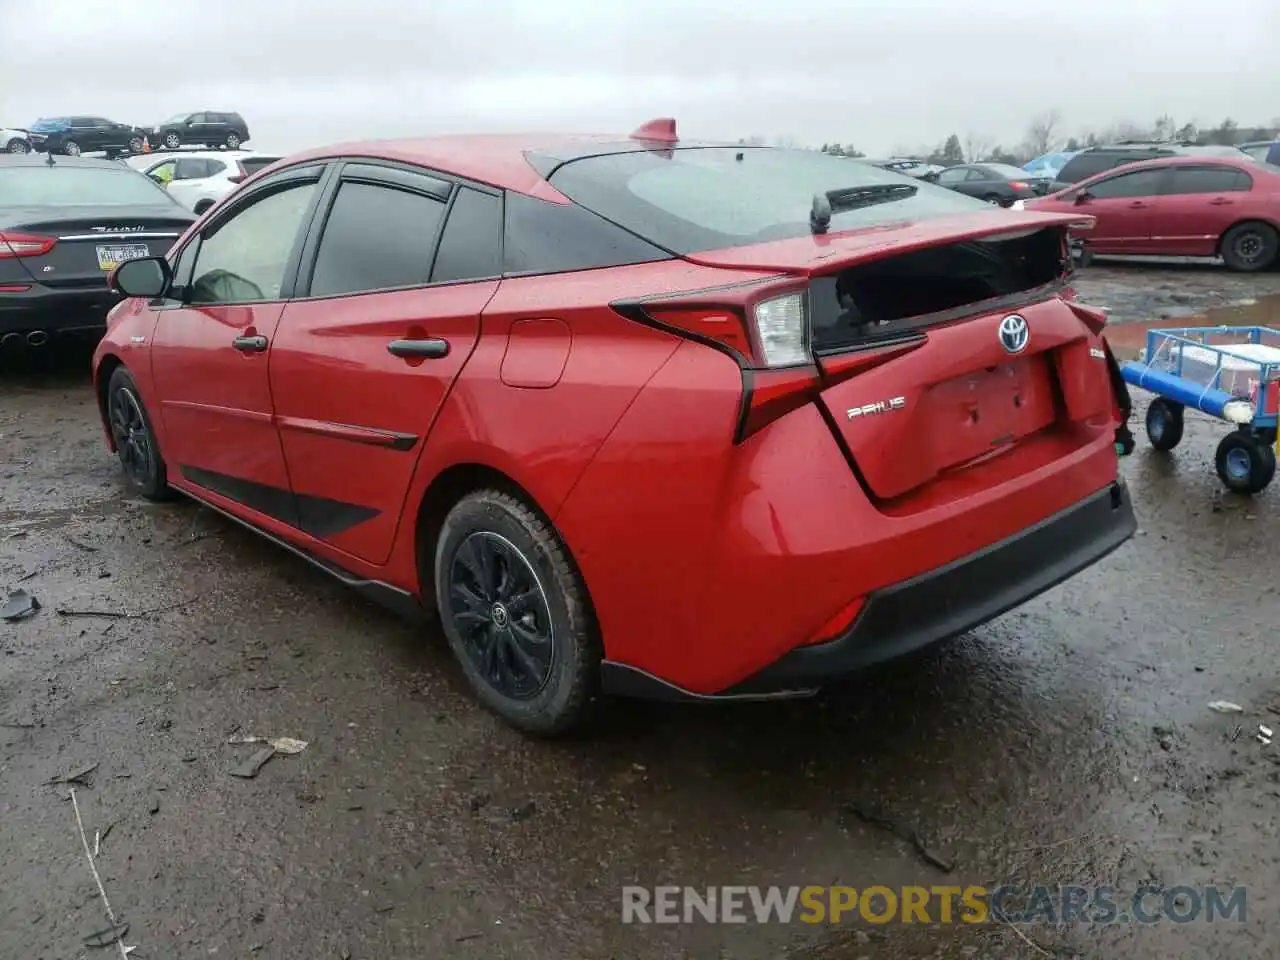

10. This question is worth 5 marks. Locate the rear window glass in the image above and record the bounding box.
[503,191,670,274]
[983,164,1032,179]
[546,147,986,255]
[239,157,280,176]
[0,167,176,206]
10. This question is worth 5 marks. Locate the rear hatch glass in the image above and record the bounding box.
[544,146,990,254]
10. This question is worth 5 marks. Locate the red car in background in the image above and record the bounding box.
[1021,155,1280,271]
[92,119,1135,735]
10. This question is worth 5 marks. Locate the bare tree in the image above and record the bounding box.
[1025,110,1063,156]
[964,132,994,163]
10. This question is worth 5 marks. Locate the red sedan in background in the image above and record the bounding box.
[93,119,1134,735]
[1021,155,1280,271]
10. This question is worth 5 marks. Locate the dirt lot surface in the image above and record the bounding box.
[3,261,1280,960]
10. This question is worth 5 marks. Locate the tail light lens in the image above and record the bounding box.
[1009,181,1029,190]
[618,284,913,443]
[0,231,56,259]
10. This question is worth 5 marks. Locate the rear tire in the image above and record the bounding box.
[162,131,181,149]
[433,489,600,736]
[1221,222,1279,272]
[224,132,242,150]
[1215,430,1276,494]
[1145,398,1185,451]
[62,140,81,156]
[984,194,1004,206]
[128,135,144,153]
[106,366,173,501]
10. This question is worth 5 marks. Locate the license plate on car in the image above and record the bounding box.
[96,243,149,271]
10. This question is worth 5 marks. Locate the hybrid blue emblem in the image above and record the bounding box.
[998,314,1030,354]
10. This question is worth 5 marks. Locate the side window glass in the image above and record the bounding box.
[149,160,177,184]
[1164,167,1252,194]
[1086,170,1164,199]
[206,159,227,177]
[965,168,988,181]
[308,181,446,298]
[190,113,207,124]
[175,158,207,180]
[189,182,318,305]
[431,187,502,283]
[503,191,670,275]
[938,168,967,184]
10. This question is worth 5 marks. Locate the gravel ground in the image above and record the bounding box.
[2,261,1280,960]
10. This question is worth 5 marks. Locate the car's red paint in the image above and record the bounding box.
[1025,155,1280,258]
[93,131,1135,708]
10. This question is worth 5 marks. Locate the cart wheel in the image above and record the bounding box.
[1145,398,1185,451]
[1215,431,1277,494]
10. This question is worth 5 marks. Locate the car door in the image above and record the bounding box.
[148,164,327,525]
[1071,167,1167,253]
[1150,165,1253,256]
[965,166,1004,202]
[270,165,501,563]
[186,113,212,143]
[68,117,100,151]
[935,166,972,197]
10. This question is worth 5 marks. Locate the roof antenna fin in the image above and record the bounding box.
[630,118,678,144]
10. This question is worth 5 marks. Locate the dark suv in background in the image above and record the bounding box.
[26,116,149,157]
[151,111,250,150]
[1049,141,1254,192]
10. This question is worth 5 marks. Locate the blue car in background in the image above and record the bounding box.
[1241,141,1280,165]
[1023,150,1078,180]
[26,116,148,158]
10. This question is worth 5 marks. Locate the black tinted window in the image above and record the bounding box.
[1059,152,1144,182]
[431,188,502,283]
[1164,167,1251,194]
[176,158,210,179]
[1085,169,1165,199]
[503,191,671,273]
[239,157,279,176]
[189,182,317,304]
[309,181,445,297]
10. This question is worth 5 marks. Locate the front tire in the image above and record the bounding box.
[5,137,28,154]
[62,140,81,156]
[162,131,181,149]
[106,366,172,501]
[128,135,144,153]
[1221,222,1279,272]
[434,490,600,736]
[1215,430,1276,494]
[1145,398,1185,451]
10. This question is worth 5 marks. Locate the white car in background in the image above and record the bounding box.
[2,128,31,153]
[123,150,282,214]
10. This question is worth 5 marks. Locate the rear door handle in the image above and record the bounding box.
[232,334,268,352]
[387,338,450,359]
[1128,201,1148,208]
[1209,197,1233,205]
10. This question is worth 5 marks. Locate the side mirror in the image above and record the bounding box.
[922,171,940,183]
[1074,191,1093,205]
[110,256,171,299]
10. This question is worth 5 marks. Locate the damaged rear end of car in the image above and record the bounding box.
[544,143,1137,697]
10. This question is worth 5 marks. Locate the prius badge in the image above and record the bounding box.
[846,396,906,420]
[998,314,1030,354]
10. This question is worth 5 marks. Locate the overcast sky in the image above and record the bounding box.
[2,0,1277,157]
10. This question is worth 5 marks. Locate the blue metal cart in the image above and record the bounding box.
[1120,325,1280,494]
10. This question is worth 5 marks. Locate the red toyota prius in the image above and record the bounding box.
[93,119,1135,735]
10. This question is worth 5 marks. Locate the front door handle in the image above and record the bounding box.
[387,338,450,359]
[1208,197,1233,206]
[1127,201,1148,208]
[233,334,268,352]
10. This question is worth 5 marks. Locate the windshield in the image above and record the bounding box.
[30,118,70,133]
[546,147,989,254]
[0,167,178,207]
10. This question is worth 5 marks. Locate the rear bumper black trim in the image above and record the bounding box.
[723,481,1135,694]
[602,480,1135,701]
[0,286,121,335]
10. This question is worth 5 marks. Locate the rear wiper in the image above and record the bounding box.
[810,183,918,234]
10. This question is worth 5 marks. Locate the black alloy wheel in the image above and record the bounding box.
[434,489,599,735]
[1222,222,1279,272]
[448,531,556,700]
[106,366,171,500]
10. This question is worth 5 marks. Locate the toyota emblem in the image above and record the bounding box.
[998,314,1030,354]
